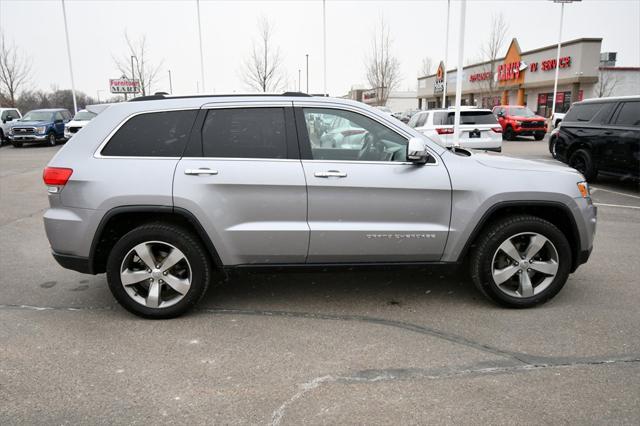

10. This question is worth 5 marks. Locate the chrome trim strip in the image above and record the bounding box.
[181,157,299,162]
[202,101,293,109]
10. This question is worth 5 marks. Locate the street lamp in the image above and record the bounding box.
[306,54,309,93]
[550,0,580,123]
[60,0,78,114]
[442,0,451,108]
[452,0,467,148]
[168,70,173,94]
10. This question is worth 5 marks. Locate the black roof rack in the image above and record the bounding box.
[129,91,312,102]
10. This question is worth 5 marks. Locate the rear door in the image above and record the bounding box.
[294,103,451,263]
[173,102,309,265]
[607,100,640,178]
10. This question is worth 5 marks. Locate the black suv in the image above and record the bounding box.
[550,96,639,181]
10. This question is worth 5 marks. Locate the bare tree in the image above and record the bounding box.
[365,17,401,106]
[419,57,434,77]
[0,32,32,107]
[476,13,509,106]
[242,17,286,92]
[114,32,164,96]
[596,68,618,97]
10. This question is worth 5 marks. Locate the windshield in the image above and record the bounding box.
[20,111,54,121]
[509,107,536,117]
[73,111,97,121]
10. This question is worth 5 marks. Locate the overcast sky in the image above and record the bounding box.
[1,0,639,99]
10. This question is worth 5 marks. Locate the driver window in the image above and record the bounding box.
[302,108,407,162]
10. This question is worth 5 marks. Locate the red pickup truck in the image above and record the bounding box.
[492,105,547,141]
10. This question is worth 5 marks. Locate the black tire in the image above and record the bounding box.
[503,126,515,141]
[548,136,557,158]
[0,129,5,146]
[106,223,212,319]
[470,215,572,308]
[47,132,57,146]
[12,141,23,148]
[534,131,545,141]
[568,148,597,181]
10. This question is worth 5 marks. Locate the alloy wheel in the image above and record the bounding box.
[120,241,192,308]
[490,232,559,298]
[49,133,56,146]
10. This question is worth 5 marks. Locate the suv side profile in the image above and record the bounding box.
[0,107,21,145]
[43,94,596,318]
[492,105,547,141]
[550,96,639,182]
[8,108,71,147]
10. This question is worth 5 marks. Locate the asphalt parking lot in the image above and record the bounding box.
[1,139,639,424]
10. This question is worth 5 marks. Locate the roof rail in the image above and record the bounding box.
[129,92,313,102]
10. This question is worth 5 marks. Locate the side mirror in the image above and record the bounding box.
[407,137,430,163]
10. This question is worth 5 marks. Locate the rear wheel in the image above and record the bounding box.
[569,148,597,181]
[470,215,571,308]
[534,131,545,141]
[503,126,515,141]
[106,223,212,318]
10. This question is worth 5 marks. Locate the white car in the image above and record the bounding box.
[408,108,503,152]
[0,107,22,145]
[551,112,565,128]
[318,116,367,149]
[64,109,97,139]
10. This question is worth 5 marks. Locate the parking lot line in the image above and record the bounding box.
[591,187,640,200]
[593,202,640,210]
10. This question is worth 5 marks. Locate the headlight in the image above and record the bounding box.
[8,127,13,135]
[577,181,590,198]
[35,126,46,134]
[515,120,523,125]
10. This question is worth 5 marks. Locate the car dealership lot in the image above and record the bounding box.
[1,141,639,424]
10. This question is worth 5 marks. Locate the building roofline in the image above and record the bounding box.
[599,66,640,71]
[418,37,603,80]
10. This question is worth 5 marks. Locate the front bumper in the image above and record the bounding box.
[514,127,547,135]
[8,134,48,142]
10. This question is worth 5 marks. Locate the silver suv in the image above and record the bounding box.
[43,93,597,318]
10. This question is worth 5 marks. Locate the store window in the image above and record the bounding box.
[537,91,572,117]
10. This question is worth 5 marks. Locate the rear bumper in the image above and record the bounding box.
[52,251,93,274]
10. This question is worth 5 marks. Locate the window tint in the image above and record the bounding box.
[614,102,640,127]
[54,112,64,121]
[303,108,407,162]
[564,103,604,123]
[416,112,428,127]
[433,111,497,125]
[101,110,197,157]
[201,108,287,159]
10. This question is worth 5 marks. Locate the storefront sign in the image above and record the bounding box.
[538,93,547,105]
[498,61,522,81]
[529,56,571,73]
[578,89,584,101]
[434,61,445,93]
[109,78,140,94]
[469,72,492,82]
[555,92,565,103]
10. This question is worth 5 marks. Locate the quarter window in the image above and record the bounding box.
[101,110,197,157]
[302,108,407,162]
[201,108,287,159]
[613,102,640,127]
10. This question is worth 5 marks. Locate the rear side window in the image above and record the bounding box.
[564,103,605,123]
[101,110,197,157]
[201,108,286,159]
[613,102,640,127]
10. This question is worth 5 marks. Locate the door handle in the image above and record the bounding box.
[185,168,218,176]
[314,170,347,178]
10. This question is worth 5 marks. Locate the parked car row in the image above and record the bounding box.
[0,107,97,147]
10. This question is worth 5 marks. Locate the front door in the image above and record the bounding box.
[295,105,452,263]
[173,104,309,265]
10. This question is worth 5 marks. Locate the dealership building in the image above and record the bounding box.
[417,37,640,117]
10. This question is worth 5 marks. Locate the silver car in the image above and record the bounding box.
[43,93,596,318]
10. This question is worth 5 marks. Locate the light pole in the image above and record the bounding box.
[60,0,78,114]
[168,70,173,94]
[550,0,579,123]
[196,0,205,93]
[298,69,301,92]
[452,0,467,148]
[306,54,309,93]
[322,0,327,96]
[442,0,451,108]
[131,55,139,95]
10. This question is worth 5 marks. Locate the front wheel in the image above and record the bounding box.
[569,148,597,181]
[470,215,572,308]
[534,131,545,141]
[106,223,212,318]
[503,126,515,141]
[12,141,23,148]
[47,132,57,146]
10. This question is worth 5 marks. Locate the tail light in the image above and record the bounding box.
[491,127,503,133]
[43,167,73,193]
[436,128,455,135]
